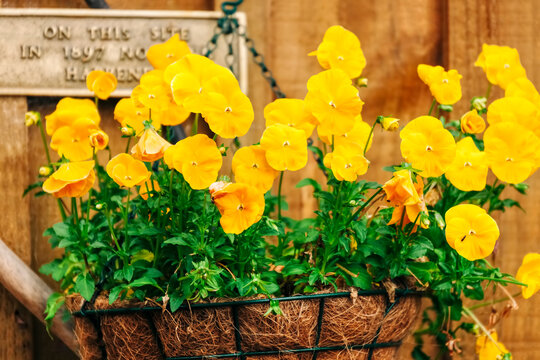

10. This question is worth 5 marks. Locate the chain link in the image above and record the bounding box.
[203,6,286,99]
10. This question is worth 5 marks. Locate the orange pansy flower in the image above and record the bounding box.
[42,160,95,198]
[106,153,151,188]
[131,127,171,162]
[86,70,117,100]
[260,124,308,171]
[232,145,278,193]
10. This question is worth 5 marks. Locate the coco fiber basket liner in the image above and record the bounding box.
[67,289,422,360]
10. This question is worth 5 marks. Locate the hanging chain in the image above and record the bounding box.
[203,0,286,99]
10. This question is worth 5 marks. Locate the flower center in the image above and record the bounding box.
[136,111,142,116]
[148,94,156,99]
[468,229,476,235]
[252,163,259,169]
[198,87,203,93]
[224,106,232,113]
[464,161,472,167]
[337,56,344,61]
[283,140,290,147]
[329,100,336,109]
[237,204,245,211]
[72,138,79,143]
[124,175,132,180]
[442,78,449,84]
[426,145,433,152]
[287,123,294,127]
[504,63,510,69]
[166,53,174,58]
[344,163,352,169]
[191,161,198,166]
[506,157,514,162]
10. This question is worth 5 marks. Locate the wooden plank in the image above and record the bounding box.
[447,1,540,359]
[0,96,33,360]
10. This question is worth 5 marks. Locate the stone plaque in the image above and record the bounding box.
[0,9,247,97]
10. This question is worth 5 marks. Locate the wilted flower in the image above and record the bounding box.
[131,127,171,162]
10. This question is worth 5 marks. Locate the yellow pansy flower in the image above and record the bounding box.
[45,97,99,136]
[308,25,366,79]
[484,122,540,184]
[417,64,462,105]
[505,77,540,107]
[153,103,190,126]
[200,74,254,139]
[487,96,540,138]
[232,145,278,193]
[460,110,486,134]
[131,128,171,162]
[50,118,100,161]
[164,134,222,190]
[260,124,308,171]
[305,69,364,136]
[445,204,499,261]
[445,137,488,191]
[516,253,540,299]
[264,98,318,138]
[167,54,234,113]
[146,34,191,70]
[114,98,160,136]
[324,139,369,182]
[476,332,512,360]
[211,182,265,234]
[382,169,422,207]
[475,43,526,89]
[400,116,456,178]
[132,84,170,112]
[139,179,161,200]
[89,130,109,151]
[106,153,151,188]
[318,115,373,151]
[309,25,366,79]
[86,70,117,100]
[42,160,95,198]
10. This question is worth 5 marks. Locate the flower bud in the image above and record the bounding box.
[357,77,368,87]
[25,111,40,127]
[121,126,135,137]
[219,146,227,155]
[89,130,109,150]
[381,117,400,131]
[460,109,486,134]
[38,166,52,177]
[434,212,445,229]
[471,97,487,112]
[95,203,104,210]
[420,213,431,228]
[349,200,357,206]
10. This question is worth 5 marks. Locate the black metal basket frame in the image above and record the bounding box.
[72,289,423,360]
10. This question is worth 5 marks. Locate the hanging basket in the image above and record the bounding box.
[66,289,422,360]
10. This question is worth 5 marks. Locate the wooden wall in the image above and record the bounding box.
[0,0,539,359]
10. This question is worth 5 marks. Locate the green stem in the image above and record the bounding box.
[124,190,130,243]
[37,116,67,220]
[192,113,200,136]
[71,198,79,228]
[277,171,284,220]
[428,98,437,116]
[124,136,132,154]
[363,119,378,156]
[462,307,507,354]
[485,83,493,100]
[462,276,526,286]
[105,206,121,253]
[346,188,384,226]
[37,117,53,167]
[169,171,175,231]
[469,291,522,310]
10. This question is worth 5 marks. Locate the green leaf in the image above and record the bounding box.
[52,222,70,238]
[44,292,65,332]
[169,292,186,312]
[296,178,322,192]
[109,286,125,304]
[75,273,95,301]
[131,250,154,263]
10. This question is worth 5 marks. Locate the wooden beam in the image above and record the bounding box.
[0,238,79,355]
